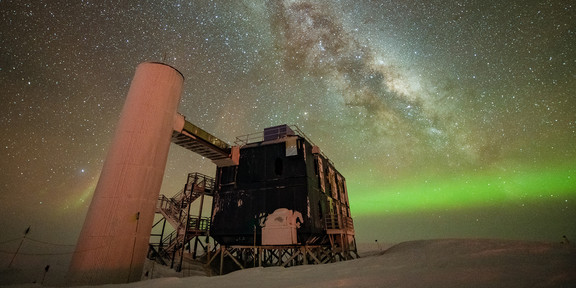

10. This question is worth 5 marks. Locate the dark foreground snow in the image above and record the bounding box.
[3,238,575,288]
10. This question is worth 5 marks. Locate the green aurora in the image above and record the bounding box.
[349,165,576,216]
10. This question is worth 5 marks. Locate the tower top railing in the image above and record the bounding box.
[233,124,335,167]
[234,124,317,147]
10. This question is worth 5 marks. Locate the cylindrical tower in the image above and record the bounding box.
[68,62,184,285]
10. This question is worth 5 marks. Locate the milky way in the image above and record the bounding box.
[268,0,454,162]
[1,0,575,268]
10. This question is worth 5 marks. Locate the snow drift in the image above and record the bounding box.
[3,238,575,288]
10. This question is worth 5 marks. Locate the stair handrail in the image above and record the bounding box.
[151,171,217,267]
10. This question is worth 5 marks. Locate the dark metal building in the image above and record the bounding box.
[211,125,355,252]
[150,123,357,274]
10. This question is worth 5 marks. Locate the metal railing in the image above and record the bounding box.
[188,216,211,233]
[187,172,215,193]
[325,216,354,232]
[150,172,216,266]
[157,195,183,222]
[234,125,315,146]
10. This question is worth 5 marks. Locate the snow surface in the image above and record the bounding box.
[3,239,575,288]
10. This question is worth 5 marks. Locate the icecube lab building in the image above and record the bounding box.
[213,125,355,249]
[70,63,357,284]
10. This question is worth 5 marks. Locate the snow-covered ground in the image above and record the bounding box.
[3,239,575,288]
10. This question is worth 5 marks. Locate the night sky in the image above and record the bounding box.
[1,0,575,261]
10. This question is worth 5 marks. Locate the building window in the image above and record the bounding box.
[274,158,283,176]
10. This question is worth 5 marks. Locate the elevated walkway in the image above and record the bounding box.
[171,116,238,166]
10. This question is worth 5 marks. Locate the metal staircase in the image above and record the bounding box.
[148,172,215,270]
